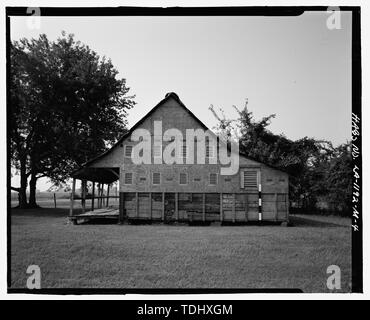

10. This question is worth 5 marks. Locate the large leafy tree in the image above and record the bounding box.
[10,32,135,208]
[320,142,352,212]
[212,101,352,215]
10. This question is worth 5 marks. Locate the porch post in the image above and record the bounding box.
[99,184,103,208]
[162,192,165,221]
[285,193,290,223]
[274,193,278,221]
[101,184,104,208]
[136,192,139,218]
[69,178,76,217]
[107,184,110,207]
[149,192,152,220]
[81,179,86,214]
[97,183,101,208]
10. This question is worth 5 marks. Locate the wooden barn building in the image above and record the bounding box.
[70,92,289,224]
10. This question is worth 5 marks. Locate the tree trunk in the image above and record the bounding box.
[17,187,28,208]
[28,173,39,208]
[18,156,28,208]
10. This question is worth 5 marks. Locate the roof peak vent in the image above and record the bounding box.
[165,92,179,100]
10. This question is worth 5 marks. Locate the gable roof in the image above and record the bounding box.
[78,92,208,168]
[72,92,288,175]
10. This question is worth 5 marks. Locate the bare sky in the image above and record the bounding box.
[10,11,352,190]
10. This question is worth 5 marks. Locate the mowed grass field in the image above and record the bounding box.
[10,204,351,292]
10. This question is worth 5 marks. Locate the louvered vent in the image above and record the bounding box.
[244,171,257,188]
[209,173,217,185]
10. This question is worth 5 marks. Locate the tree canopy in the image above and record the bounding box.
[212,101,351,215]
[10,32,135,208]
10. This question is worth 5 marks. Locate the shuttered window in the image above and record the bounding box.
[152,172,161,185]
[153,137,162,159]
[124,172,133,184]
[182,144,187,158]
[206,145,215,158]
[209,173,218,185]
[124,145,133,157]
[153,146,161,158]
[242,170,258,189]
[179,173,188,185]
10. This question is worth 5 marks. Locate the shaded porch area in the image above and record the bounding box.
[69,167,121,224]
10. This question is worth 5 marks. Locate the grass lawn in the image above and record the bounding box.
[10,207,351,292]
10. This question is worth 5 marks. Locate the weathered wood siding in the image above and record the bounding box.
[89,95,289,222]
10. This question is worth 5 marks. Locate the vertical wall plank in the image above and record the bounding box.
[220,193,223,222]
[202,193,206,222]
[232,193,236,223]
[149,192,152,220]
[175,193,179,221]
[274,193,278,221]
[136,192,139,218]
[162,192,165,221]
[91,181,95,212]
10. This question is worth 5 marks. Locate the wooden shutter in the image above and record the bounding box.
[124,173,133,184]
[125,145,133,157]
[209,173,217,185]
[179,173,187,185]
[152,172,161,185]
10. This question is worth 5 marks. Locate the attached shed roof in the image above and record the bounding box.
[71,92,287,179]
[72,167,119,184]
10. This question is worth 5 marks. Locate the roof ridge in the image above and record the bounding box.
[72,92,287,174]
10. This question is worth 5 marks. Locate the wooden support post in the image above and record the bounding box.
[202,193,206,222]
[119,192,124,224]
[91,181,95,212]
[107,184,110,207]
[175,193,179,221]
[232,193,236,223]
[81,180,86,214]
[136,192,139,218]
[274,193,278,221]
[69,178,76,217]
[162,192,165,221]
[220,193,223,222]
[149,192,152,220]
